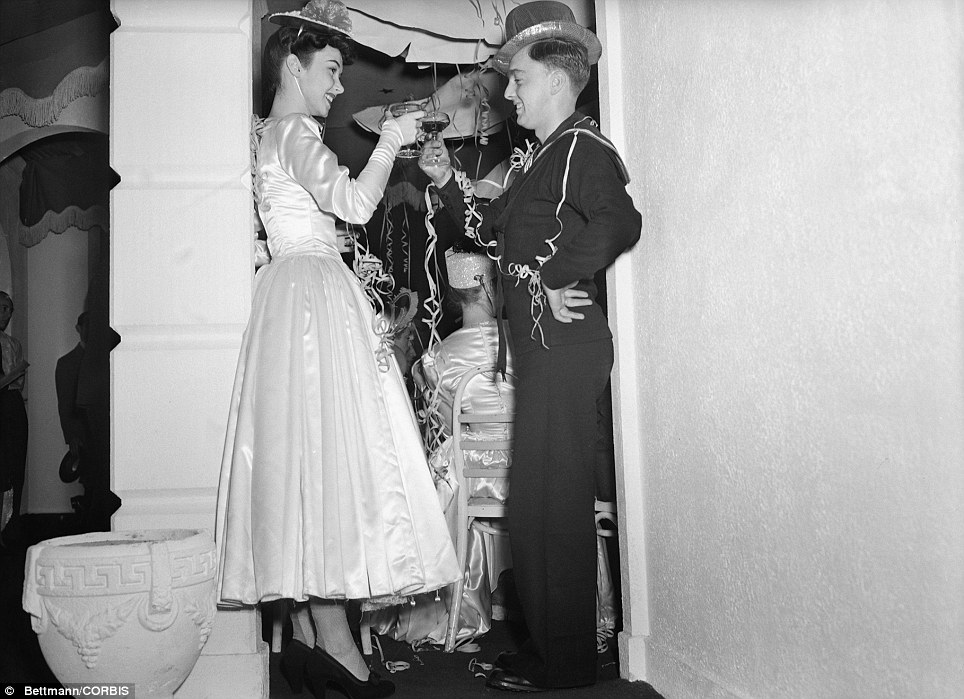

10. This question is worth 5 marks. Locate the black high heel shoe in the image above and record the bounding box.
[304,646,395,699]
[280,639,312,693]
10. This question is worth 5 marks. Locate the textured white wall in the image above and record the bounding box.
[613,1,964,697]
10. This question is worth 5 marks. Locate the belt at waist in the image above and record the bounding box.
[270,248,341,261]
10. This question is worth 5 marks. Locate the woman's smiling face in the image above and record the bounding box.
[297,45,345,117]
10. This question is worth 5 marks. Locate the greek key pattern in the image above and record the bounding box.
[34,548,217,597]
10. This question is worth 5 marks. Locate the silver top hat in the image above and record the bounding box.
[491,1,601,74]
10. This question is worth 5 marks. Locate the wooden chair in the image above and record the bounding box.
[443,364,514,652]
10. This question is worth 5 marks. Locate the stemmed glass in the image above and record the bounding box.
[389,101,424,159]
[416,111,451,166]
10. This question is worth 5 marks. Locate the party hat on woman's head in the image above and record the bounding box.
[269,0,353,37]
[446,249,496,290]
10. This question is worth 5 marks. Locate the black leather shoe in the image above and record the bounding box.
[305,646,395,699]
[280,639,311,693]
[485,668,547,693]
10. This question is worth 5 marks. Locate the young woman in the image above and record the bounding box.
[215,2,459,697]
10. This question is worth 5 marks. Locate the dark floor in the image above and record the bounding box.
[3,514,663,698]
[265,609,662,699]
[1,514,78,689]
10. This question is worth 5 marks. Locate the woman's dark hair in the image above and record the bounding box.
[445,284,489,315]
[262,25,355,107]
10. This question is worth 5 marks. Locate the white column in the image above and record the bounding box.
[595,0,650,682]
[110,1,266,696]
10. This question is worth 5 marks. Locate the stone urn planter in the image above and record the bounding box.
[23,529,218,698]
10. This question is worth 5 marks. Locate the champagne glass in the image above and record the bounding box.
[389,101,424,158]
[417,111,451,166]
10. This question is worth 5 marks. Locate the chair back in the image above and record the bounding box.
[450,364,515,504]
[444,363,515,651]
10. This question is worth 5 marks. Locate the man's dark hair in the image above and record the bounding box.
[527,38,590,93]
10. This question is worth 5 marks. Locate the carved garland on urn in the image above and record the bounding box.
[31,545,218,669]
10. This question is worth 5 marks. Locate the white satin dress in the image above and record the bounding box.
[215,113,460,606]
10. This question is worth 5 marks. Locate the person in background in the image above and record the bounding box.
[373,250,514,648]
[215,2,459,698]
[0,291,29,548]
[55,312,89,509]
[415,249,515,644]
[419,2,642,691]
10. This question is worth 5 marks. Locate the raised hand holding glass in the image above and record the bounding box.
[417,111,451,166]
[389,101,425,158]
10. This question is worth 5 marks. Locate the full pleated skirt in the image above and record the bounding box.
[215,252,460,606]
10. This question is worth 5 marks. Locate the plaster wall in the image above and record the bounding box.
[609,1,964,697]
[24,230,88,513]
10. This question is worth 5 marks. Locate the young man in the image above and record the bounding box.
[420,1,641,691]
